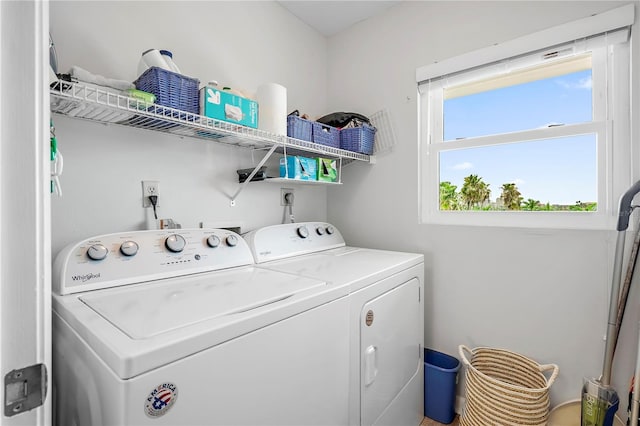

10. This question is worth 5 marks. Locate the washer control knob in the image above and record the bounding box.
[165,234,186,253]
[120,241,139,257]
[326,226,335,235]
[207,235,221,248]
[297,226,309,239]
[87,244,108,261]
[316,226,326,236]
[226,234,238,247]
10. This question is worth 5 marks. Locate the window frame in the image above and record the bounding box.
[417,27,631,230]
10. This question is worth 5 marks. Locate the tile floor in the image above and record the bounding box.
[420,415,460,426]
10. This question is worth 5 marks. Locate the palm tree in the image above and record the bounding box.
[500,183,522,210]
[522,198,541,211]
[439,181,459,210]
[460,174,490,210]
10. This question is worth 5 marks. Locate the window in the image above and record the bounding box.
[417,6,633,229]
[443,56,593,140]
[439,54,599,212]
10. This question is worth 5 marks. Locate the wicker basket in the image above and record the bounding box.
[459,345,559,426]
[134,67,199,114]
[312,122,340,148]
[287,115,313,142]
[340,124,376,154]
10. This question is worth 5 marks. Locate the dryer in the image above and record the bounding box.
[52,228,350,426]
[243,222,425,426]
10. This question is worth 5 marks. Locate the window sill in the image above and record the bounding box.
[419,210,616,231]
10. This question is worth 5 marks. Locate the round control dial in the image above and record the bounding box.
[297,226,309,239]
[206,235,221,248]
[87,244,108,261]
[316,227,325,236]
[326,226,335,235]
[165,234,186,253]
[120,240,139,257]
[226,234,238,247]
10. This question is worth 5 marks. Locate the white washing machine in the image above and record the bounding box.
[243,222,425,426]
[52,228,351,426]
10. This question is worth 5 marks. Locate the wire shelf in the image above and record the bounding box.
[49,81,371,164]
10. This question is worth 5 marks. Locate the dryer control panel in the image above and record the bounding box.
[53,229,254,295]
[244,222,346,263]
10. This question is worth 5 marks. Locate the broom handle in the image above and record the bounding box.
[602,181,640,386]
[602,232,626,386]
[613,224,640,356]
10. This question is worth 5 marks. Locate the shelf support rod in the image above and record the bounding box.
[230,143,279,206]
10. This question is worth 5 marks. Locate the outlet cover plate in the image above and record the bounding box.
[281,188,294,206]
[142,180,159,207]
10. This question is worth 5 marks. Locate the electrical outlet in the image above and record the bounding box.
[142,180,160,207]
[281,188,294,206]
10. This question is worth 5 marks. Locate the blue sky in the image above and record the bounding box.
[440,69,596,205]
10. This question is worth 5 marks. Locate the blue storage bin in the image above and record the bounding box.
[312,122,340,148]
[287,115,313,142]
[424,348,460,424]
[134,67,200,114]
[339,124,376,155]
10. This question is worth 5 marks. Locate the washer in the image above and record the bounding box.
[52,228,350,426]
[243,222,425,426]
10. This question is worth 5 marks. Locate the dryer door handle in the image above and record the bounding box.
[364,345,378,387]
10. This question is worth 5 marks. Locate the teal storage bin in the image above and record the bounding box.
[424,348,460,424]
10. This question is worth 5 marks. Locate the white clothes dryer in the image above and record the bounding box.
[52,228,350,426]
[243,222,425,426]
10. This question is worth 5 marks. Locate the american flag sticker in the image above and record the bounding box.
[144,383,178,418]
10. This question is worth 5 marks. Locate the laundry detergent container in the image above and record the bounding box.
[424,348,461,424]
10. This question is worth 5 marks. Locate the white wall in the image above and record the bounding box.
[326,0,640,412]
[49,1,330,255]
[50,0,640,416]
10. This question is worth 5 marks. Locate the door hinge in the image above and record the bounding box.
[4,363,47,417]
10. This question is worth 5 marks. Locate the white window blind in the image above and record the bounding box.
[416,4,634,84]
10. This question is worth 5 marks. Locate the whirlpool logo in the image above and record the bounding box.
[71,272,101,283]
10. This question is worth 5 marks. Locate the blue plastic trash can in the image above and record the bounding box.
[424,348,461,424]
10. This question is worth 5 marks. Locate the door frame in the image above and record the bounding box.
[0,1,51,425]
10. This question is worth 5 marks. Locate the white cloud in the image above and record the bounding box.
[452,162,473,170]
[577,77,592,89]
[556,76,592,90]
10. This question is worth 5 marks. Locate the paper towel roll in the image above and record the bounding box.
[256,83,287,136]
